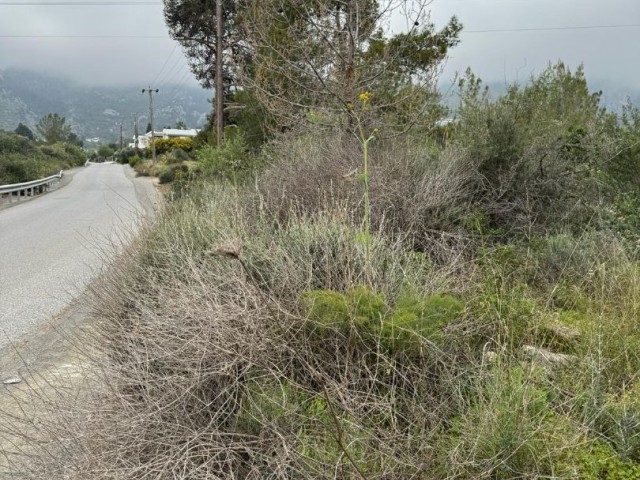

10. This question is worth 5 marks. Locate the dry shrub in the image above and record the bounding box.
[255,129,477,253]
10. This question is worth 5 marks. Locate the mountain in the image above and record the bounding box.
[0,69,212,144]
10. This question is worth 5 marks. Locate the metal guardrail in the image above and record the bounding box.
[0,171,64,205]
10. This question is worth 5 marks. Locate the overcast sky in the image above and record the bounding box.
[0,0,638,94]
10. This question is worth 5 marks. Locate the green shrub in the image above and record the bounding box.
[345,285,386,328]
[197,132,261,183]
[158,163,189,184]
[598,383,640,462]
[153,137,194,155]
[128,155,142,167]
[301,285,462,353]
[169,148,190,163]
[452,63,618,233]
[0,154,37,183]
[380,292,463,353]
[577,441,640,480]
[301,290,349,335]
[439,366,563,479]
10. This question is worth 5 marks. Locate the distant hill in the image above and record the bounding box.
[0,69,212,145]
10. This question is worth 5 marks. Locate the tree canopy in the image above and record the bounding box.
[163,0,247,91]
[36,113,73,144]
[162,0,461,134]
[14,123,35,140]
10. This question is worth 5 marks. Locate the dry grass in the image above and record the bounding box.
[255,130,477,253]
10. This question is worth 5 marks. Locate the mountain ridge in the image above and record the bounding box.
[0,69,212,144]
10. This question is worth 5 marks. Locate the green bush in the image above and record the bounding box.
[439,365,569,479]
[380,292,463,353]
[302,285,462,353]
[197,132,261,183]
[0,129,86,183]
[301,289,349,335]
[158,163,189,184]
[598,383,640,462]
[153,137,194,155]
[128,155,142,167]
[0,154,37,183]
[346,285,386,328]
[451,63,619,233]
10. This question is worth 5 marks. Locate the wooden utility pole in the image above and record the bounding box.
[142,86,159,163]
[133,113,139,153]
[215,0,224,146]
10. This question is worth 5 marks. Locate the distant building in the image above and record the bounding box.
[129,128,200,149]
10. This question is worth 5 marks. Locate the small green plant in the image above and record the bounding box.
[346,285,386,328]
[196,131,259,183]
[577,441,640,480]
[158,163,189,184]
[301,290,349,335]
[439,366,557,479]
[597,382,640,462]
[301,286,463,353]
[351,91,378,279]
[380,292,463,353]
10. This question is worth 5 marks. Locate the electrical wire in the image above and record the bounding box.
[0,34,168,38]
[152,42,179,85]
[0,2,161,5]
[464,24,640,34]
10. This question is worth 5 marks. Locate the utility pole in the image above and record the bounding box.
[119,123,123,150]
[215,0,224,146]
[142,86,159,163]
[133,113,139,153]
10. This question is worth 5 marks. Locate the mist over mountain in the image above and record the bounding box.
[0,69,212,145]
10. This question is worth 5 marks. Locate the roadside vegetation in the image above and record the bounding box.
[0,117,85,185]
[3,1,640,479]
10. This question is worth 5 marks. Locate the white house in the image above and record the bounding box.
[129,128,200,149]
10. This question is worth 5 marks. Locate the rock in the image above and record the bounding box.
[483,350,498,364]
[2,376,22,385]
[522,345,578,367]
[545,324,580,343]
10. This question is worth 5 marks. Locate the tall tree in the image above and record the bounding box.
[242,0,461,132]
[14,123,35,140]
[163,0,247,91]
[36,113,72,143]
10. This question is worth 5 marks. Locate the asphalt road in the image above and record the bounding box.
[0,163,157,353]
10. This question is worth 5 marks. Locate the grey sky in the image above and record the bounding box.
[429,0,640,92]
[0,0,638,93]
[0,1,193,89]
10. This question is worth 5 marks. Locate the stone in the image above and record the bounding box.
[522,345,578,367]
[2,376,22,385]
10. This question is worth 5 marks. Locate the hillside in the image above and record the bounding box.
[0,69,212,144]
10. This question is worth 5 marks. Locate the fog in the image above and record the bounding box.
[0,0,638,92]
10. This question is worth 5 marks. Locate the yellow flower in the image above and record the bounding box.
[359,91,372,102]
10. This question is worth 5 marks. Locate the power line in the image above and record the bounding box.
[152,42,179,85]
[0,34,169,38]
[0,2,160,5]
[464,24,640,34]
